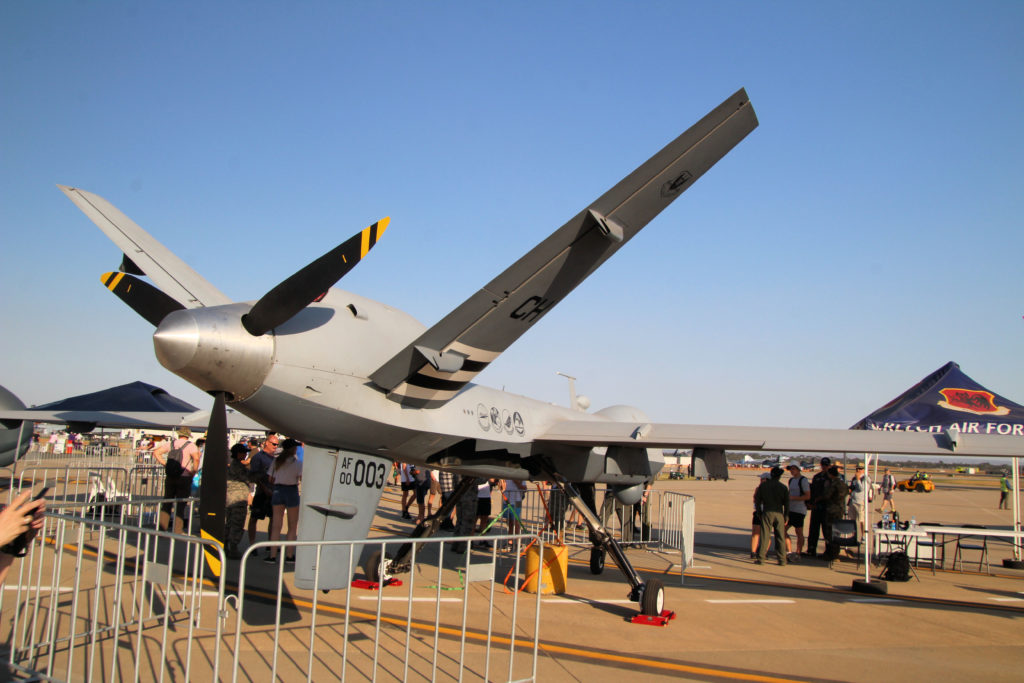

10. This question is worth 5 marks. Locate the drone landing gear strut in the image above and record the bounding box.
[532,459,665,617]
[363,476,479,583]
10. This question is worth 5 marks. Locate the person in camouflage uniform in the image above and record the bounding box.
[754,467,790,565]
[225,443,253,559]
[822,466,849,561]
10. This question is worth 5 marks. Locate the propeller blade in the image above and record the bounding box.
[241,217,389,336]
[199,391,228,578]
[101,272,185,327]
[120,254,146,275]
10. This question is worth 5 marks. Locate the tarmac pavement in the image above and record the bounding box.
[4,466,1023,681]
[268,469,1024,682]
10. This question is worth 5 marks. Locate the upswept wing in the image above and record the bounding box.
[536,420,1023,459]
[370,89,758,407]
[58,186,231,308]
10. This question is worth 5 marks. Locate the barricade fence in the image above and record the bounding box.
[0,472,696,680]
[511,487,695,573]
[13,465,168,509]
[1,504,542,682]
[235,535,541,683]
[2,501,220,683]
[20,444,145,468]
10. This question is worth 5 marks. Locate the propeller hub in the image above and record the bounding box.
[154,303,274,400]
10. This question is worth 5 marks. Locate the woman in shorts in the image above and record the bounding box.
[266,439,302,563]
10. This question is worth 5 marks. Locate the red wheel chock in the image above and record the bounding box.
[351,578,403,590]
[630,609,676,626]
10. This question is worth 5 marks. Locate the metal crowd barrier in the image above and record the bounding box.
[511,486,695,576]
[1,498,215,682]
[1,503,542,682]
[14,464,167,507]
[235,535,542,683]
[21,445,143,468]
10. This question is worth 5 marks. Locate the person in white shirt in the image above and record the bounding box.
[784,463,810,560]
[265,439,302,563]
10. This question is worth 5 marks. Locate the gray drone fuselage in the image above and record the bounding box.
[152,287,662,486]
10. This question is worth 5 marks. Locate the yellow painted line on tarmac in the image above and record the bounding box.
[357,596,462,602]
[239,585,808,683]
[562,554,1024,612]
[527,642,806,682]
[42,531,1020,679]
[706,599,794,604]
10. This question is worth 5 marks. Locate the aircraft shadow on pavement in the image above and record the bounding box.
[681,561,1024,621]
[84,534,304,628]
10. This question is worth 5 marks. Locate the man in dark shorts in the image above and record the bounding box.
[399,463,415,519]
[785,463,810,561]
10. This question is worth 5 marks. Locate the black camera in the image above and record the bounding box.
[0,487,48,557]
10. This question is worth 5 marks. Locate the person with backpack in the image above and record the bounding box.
[153,426,201,534]
[784,463,810,561]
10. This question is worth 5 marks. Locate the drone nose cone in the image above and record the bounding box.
[154,309,200,373]
[152,303,274,400]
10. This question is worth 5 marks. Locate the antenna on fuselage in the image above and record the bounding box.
[556,372,590,412]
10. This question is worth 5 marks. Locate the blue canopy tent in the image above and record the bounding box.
[852,361,1024,437]
[852,362,1023,578]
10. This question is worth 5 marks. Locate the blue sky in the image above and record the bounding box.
[2,2,1022,429]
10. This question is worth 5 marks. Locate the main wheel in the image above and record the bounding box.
[916,484,926,492]
[364,550,383,583]
[640,579,665,616]
[589,547,605,575]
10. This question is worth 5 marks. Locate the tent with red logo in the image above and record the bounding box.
[851,361,1024,435]
[850,361,1023,582]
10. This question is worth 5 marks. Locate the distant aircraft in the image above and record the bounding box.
[54,88,1022,616]
[0,381,265,466]
[0,385,32,466]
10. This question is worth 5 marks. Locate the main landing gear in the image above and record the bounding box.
[528,457,665,618]
[363,475,479,584]
[362,462,666,618]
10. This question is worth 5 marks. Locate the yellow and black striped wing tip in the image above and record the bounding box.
[359,217,389,259]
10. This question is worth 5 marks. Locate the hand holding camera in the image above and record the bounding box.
[0,488,47,557]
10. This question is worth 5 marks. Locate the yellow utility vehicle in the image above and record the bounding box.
[897,474,935,493]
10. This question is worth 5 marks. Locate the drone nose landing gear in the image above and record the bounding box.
[533,459,668,620]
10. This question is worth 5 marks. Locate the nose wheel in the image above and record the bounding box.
[640,579,665,616]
